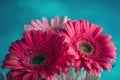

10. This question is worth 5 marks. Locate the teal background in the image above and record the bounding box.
[0,0,120,80]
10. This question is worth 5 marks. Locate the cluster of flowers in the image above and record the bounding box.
[1,16,116,80]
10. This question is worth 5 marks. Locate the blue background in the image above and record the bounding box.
[0,0,120,80]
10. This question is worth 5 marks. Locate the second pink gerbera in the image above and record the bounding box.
[64,20,116,76]
[2,30,77,80]
[24,16,67,32]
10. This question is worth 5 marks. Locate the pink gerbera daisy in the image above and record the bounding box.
[24,16,67,32]
[64,20,116,76]
[2,30,76,80]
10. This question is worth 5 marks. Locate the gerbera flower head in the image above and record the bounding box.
[24,16,67,32]
[64,20,116,76]
[2,30,76,80]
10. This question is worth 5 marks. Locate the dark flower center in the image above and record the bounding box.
[78,41,94,54]
[80,45,91,53]
[31,55,46,65]
[40,78,45,80]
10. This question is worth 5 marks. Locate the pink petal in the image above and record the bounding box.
[32,72,39,80]
[65,20,75,38]
[24,24,34,31]
[80,20,89,33]
[90,24,103,39]
[42,17,50,30]
[23,32,34,47]
[30,20,42,30]
[99,62,112,71]
[74,20,81,35]
[23,72,33,80]
[2,64,23,69]
[34,20,45,30]
[51,16,59,27]
[59,16,67,25]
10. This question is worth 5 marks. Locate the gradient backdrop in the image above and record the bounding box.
[0,0,120,80]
